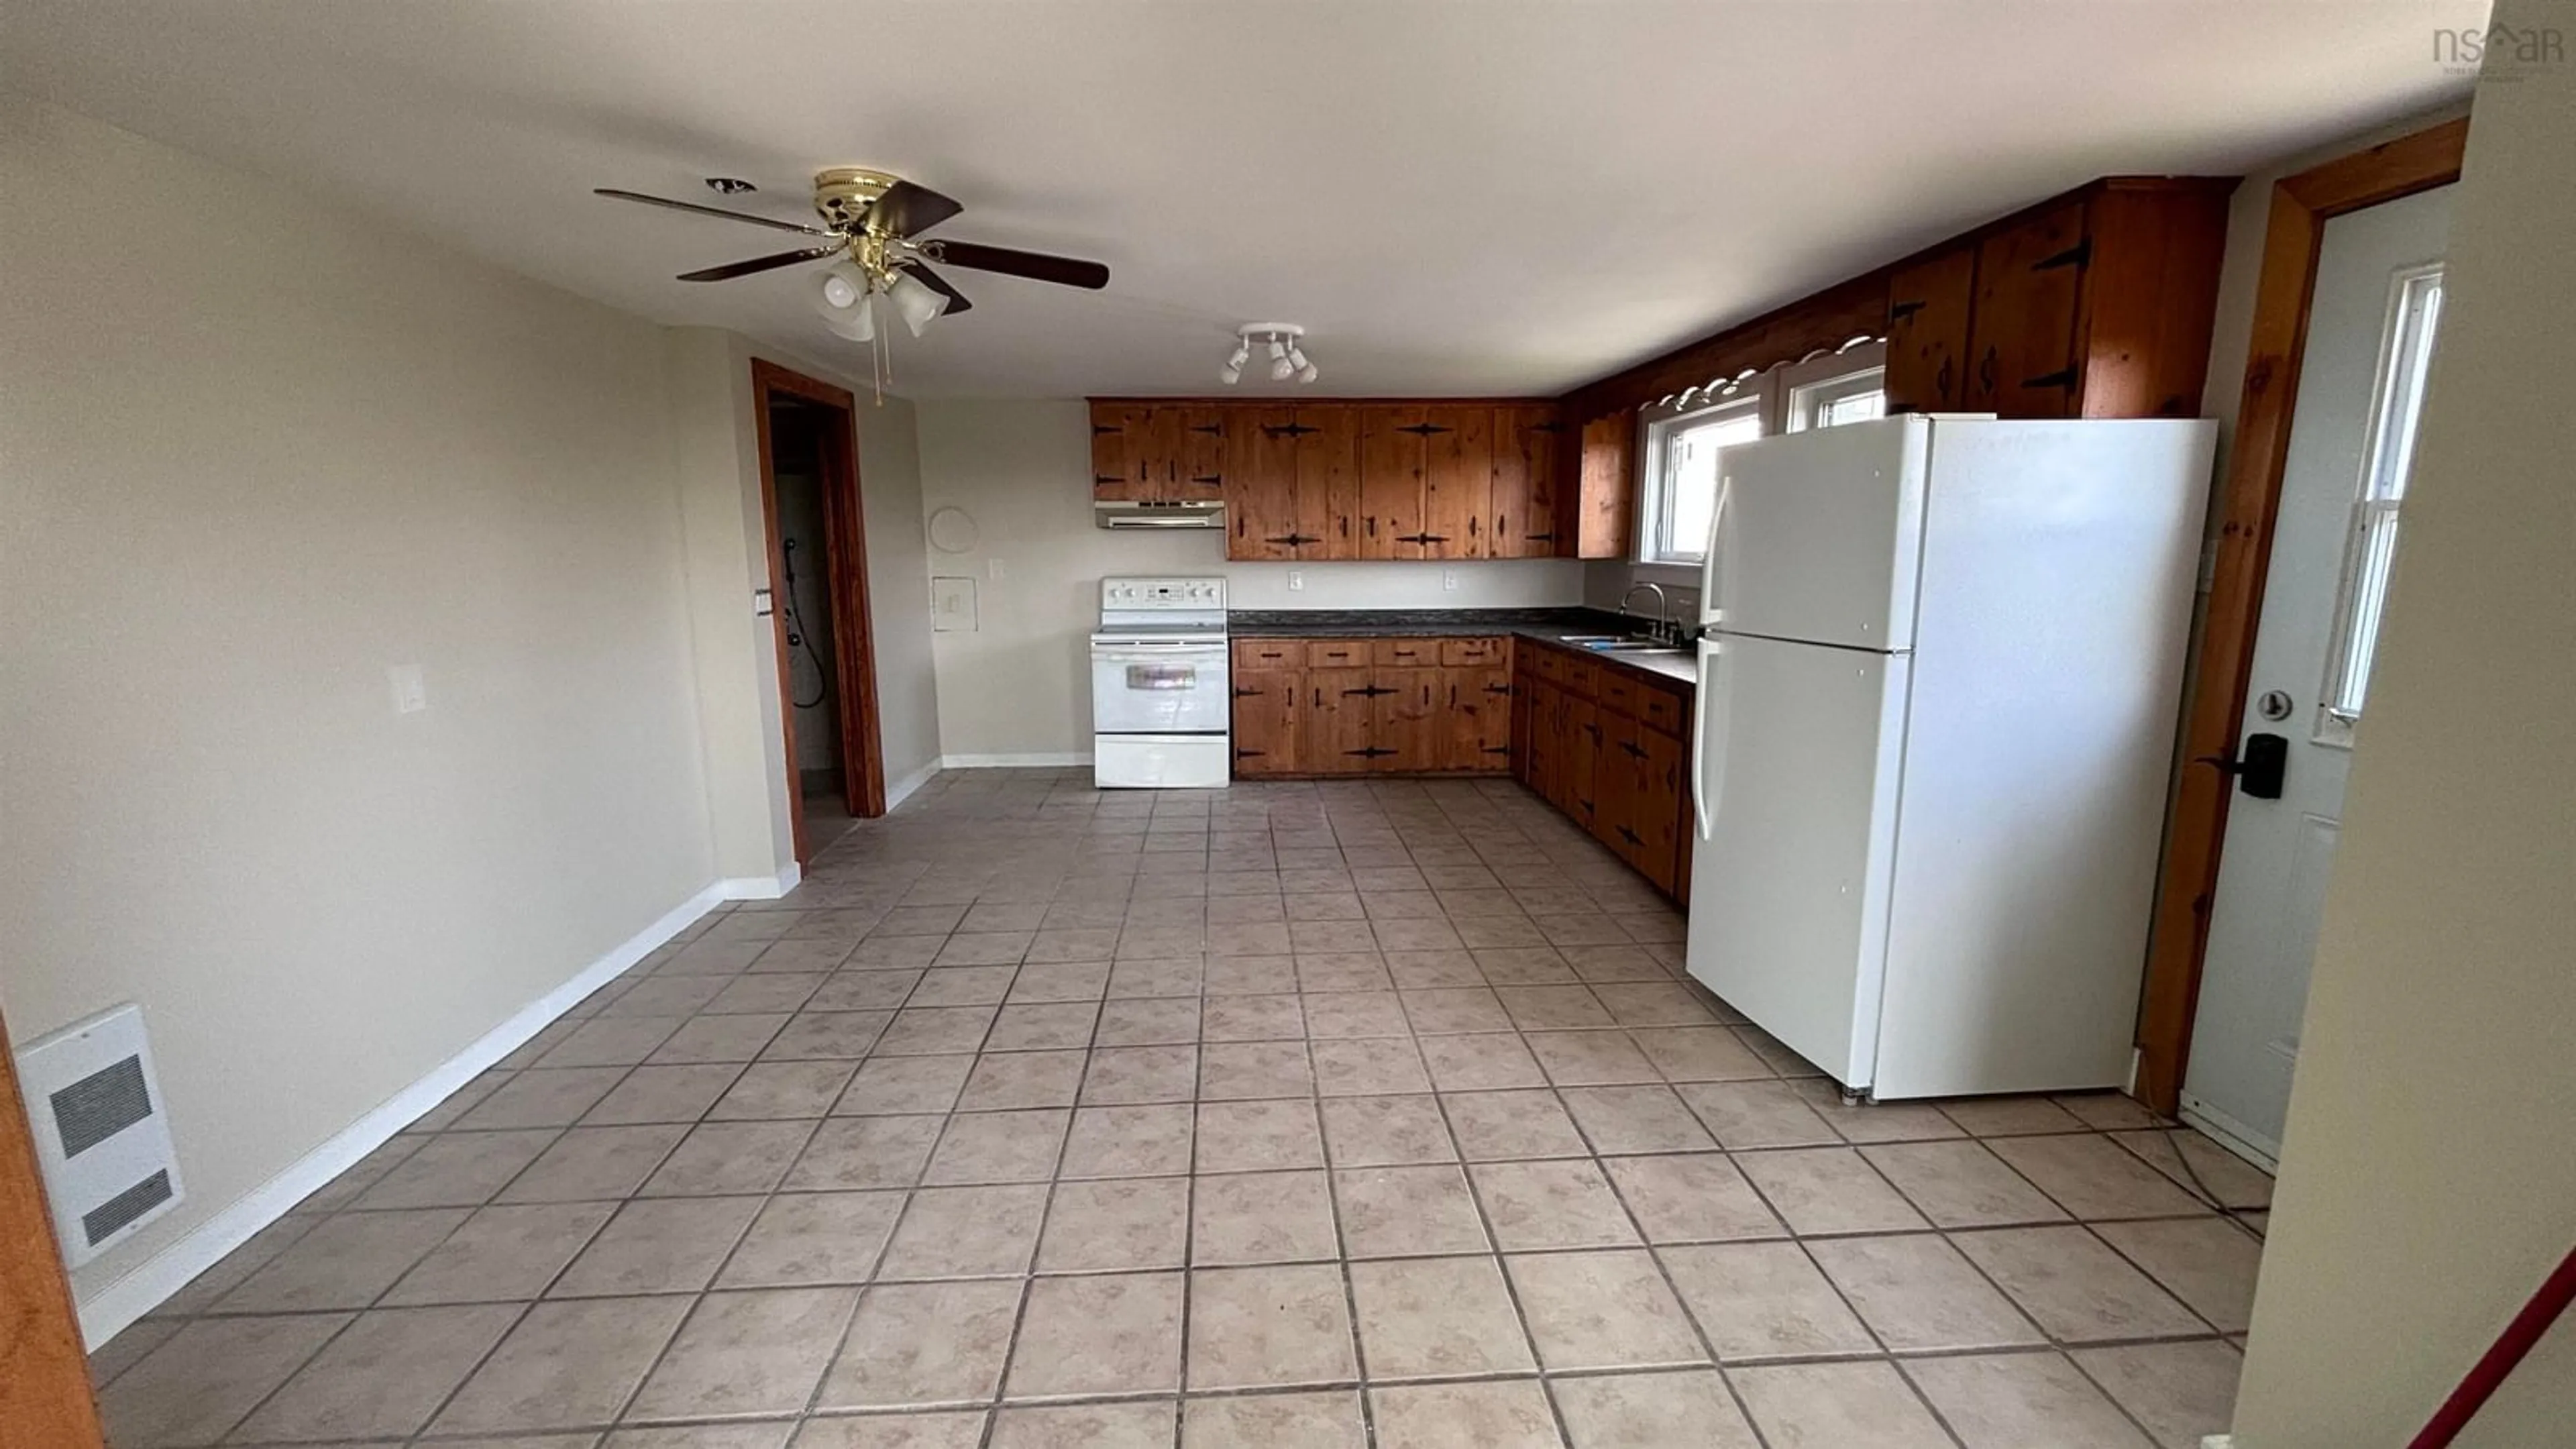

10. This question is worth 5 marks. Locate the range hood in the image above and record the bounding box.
[1095,500,1224,530]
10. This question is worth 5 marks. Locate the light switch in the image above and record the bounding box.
[387,664,427,715]
[931,576,978,633]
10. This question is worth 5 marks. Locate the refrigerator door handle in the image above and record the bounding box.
[1700,473,1735,627]
[1691,637,1723,842]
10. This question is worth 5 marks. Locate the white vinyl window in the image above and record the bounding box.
[2317,262,2443,747]
[1640,392,1766,563]
[1786,366,1888,432]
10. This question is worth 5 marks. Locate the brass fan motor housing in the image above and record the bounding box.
[813,167,902,233]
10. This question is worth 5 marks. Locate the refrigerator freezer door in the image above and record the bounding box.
[1684,633,1911,1089]
[1701,416,1930,649]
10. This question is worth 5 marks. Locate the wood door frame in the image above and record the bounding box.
[2,1005,109,1446]
[2133,117,2468,1114]
[750,358,887,865]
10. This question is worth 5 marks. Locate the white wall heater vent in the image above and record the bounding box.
[17,1004,184,1266]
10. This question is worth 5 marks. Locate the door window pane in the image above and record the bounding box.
[2319,264,2443,743]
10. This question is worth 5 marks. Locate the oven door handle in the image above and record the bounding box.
[1095,648,1226,664]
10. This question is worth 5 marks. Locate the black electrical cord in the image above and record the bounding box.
[782,539,830,710]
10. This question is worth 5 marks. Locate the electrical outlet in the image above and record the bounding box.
[1442,569,1458,592]
[387,664,427,715]
[1288,570,1304,592]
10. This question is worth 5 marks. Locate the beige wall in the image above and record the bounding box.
[914,399,1585,759]
[852,392,942,798]
[0,98,720,1300]
[2229,15,2576,1444]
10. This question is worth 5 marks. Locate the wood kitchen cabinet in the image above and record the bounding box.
[1572,411,1638,559]
[1091,403,1228,502]
[1511,637,1692,899]
[1884,248,1978,413]
[1229,636,1515,777]
[1229,668,1303,777]
[1099,398,1562,560]
[1884,178,2235,421]
[1226,405,1357,560]
[1488,405,1565,558]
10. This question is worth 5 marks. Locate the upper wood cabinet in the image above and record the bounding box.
[1572,412,1638,559]
[1488,405,1564,558]
[1226,405,1354,560]
[1101,398,1560,561]
[1091,403,1227,502]
[1887,179,2235,421]
[1884,248,1978,413]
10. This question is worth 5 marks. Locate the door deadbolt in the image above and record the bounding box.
[2255,690,2294,722]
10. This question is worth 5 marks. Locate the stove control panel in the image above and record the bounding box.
[1101,577,1228,610]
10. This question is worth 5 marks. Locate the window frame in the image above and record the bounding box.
[1782,341,1889,433]
[1636,380,1774,565]
[2314,262,2444,748]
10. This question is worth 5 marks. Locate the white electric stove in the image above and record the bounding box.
[1091,576,1231,789]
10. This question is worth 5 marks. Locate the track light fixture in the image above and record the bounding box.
[1222,323,1318,386]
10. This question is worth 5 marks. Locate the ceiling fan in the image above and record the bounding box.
[596,167,1109,347]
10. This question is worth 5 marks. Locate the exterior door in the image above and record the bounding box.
[2184,184,2455,1163]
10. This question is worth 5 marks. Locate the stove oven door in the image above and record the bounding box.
[1090,643,1230,735]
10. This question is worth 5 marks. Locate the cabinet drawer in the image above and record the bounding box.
[1596,670,1644,718]
[1639,685,1688,737]
[1233,638,1303,670]
[1558,655,1599,699]
[1305,639,1371,668]
[1440,636,1508,667]
[1371,638,1440,667]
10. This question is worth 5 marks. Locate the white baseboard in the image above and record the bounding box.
[75,882,729,1348]
[883,757,941,810]
[940,751,1091,768]
[716,861,800,900]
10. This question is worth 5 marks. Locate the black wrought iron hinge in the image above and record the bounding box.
[1093,475,1124,486]
[1888,299,1927,323]
[1232,686,1263,698]
[1268,421,1322,437]
[1350,747,1396,758]
[1092,423,1122,436]
[1189,474,1224,485]
[1620,740,1648,759]
[2021,367,2080,392]
[1532,421,1564,433]
[1485,683,1513,696]
[2033,237,2093,271]
[1348,686,1397,698]
[1234,747,1265,759]
[1617,824,1642,845]
[1395,423,1452,437]
[1525,531,1556,542]
[1188,423,1224,436]
[1483,745,1512,755]
[1266,533,1320,547]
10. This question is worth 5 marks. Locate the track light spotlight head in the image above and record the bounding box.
[1297,362,1320,384]
[1267,338,1290,362]
[1219,364,1242,384]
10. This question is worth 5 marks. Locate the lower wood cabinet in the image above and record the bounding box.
[1232,637,1515,777]
[1512,639,1693,898]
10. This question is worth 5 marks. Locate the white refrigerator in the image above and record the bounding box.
[1685,415,2215,1099]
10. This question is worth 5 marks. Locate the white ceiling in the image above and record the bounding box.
[3,1,2481,398]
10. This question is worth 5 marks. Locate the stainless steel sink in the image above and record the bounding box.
[1555,634,1621,643]
[1583,639,1677,653]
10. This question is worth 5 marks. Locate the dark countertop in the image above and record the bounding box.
[1230,607,1699,687]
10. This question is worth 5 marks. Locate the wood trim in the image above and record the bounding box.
[1084,395,1556,408]
[1,1006,109,1448]
[2132,118,2467,1114]
[750,360,888,867]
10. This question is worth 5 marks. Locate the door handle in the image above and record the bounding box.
[2198,733,2288,800]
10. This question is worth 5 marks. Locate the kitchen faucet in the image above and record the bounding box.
[1618,581,1676,645]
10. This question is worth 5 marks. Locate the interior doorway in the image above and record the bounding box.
[2184,183,2455,1165]
[751,360,887,863]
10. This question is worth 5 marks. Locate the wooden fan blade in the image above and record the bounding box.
[901,262,975,315]
[594,188,834,236]
[870,179,965,238]
[677,246,842,282]
[924,239,1109,290]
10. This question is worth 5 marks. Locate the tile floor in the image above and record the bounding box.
[91,770,2272,1448]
